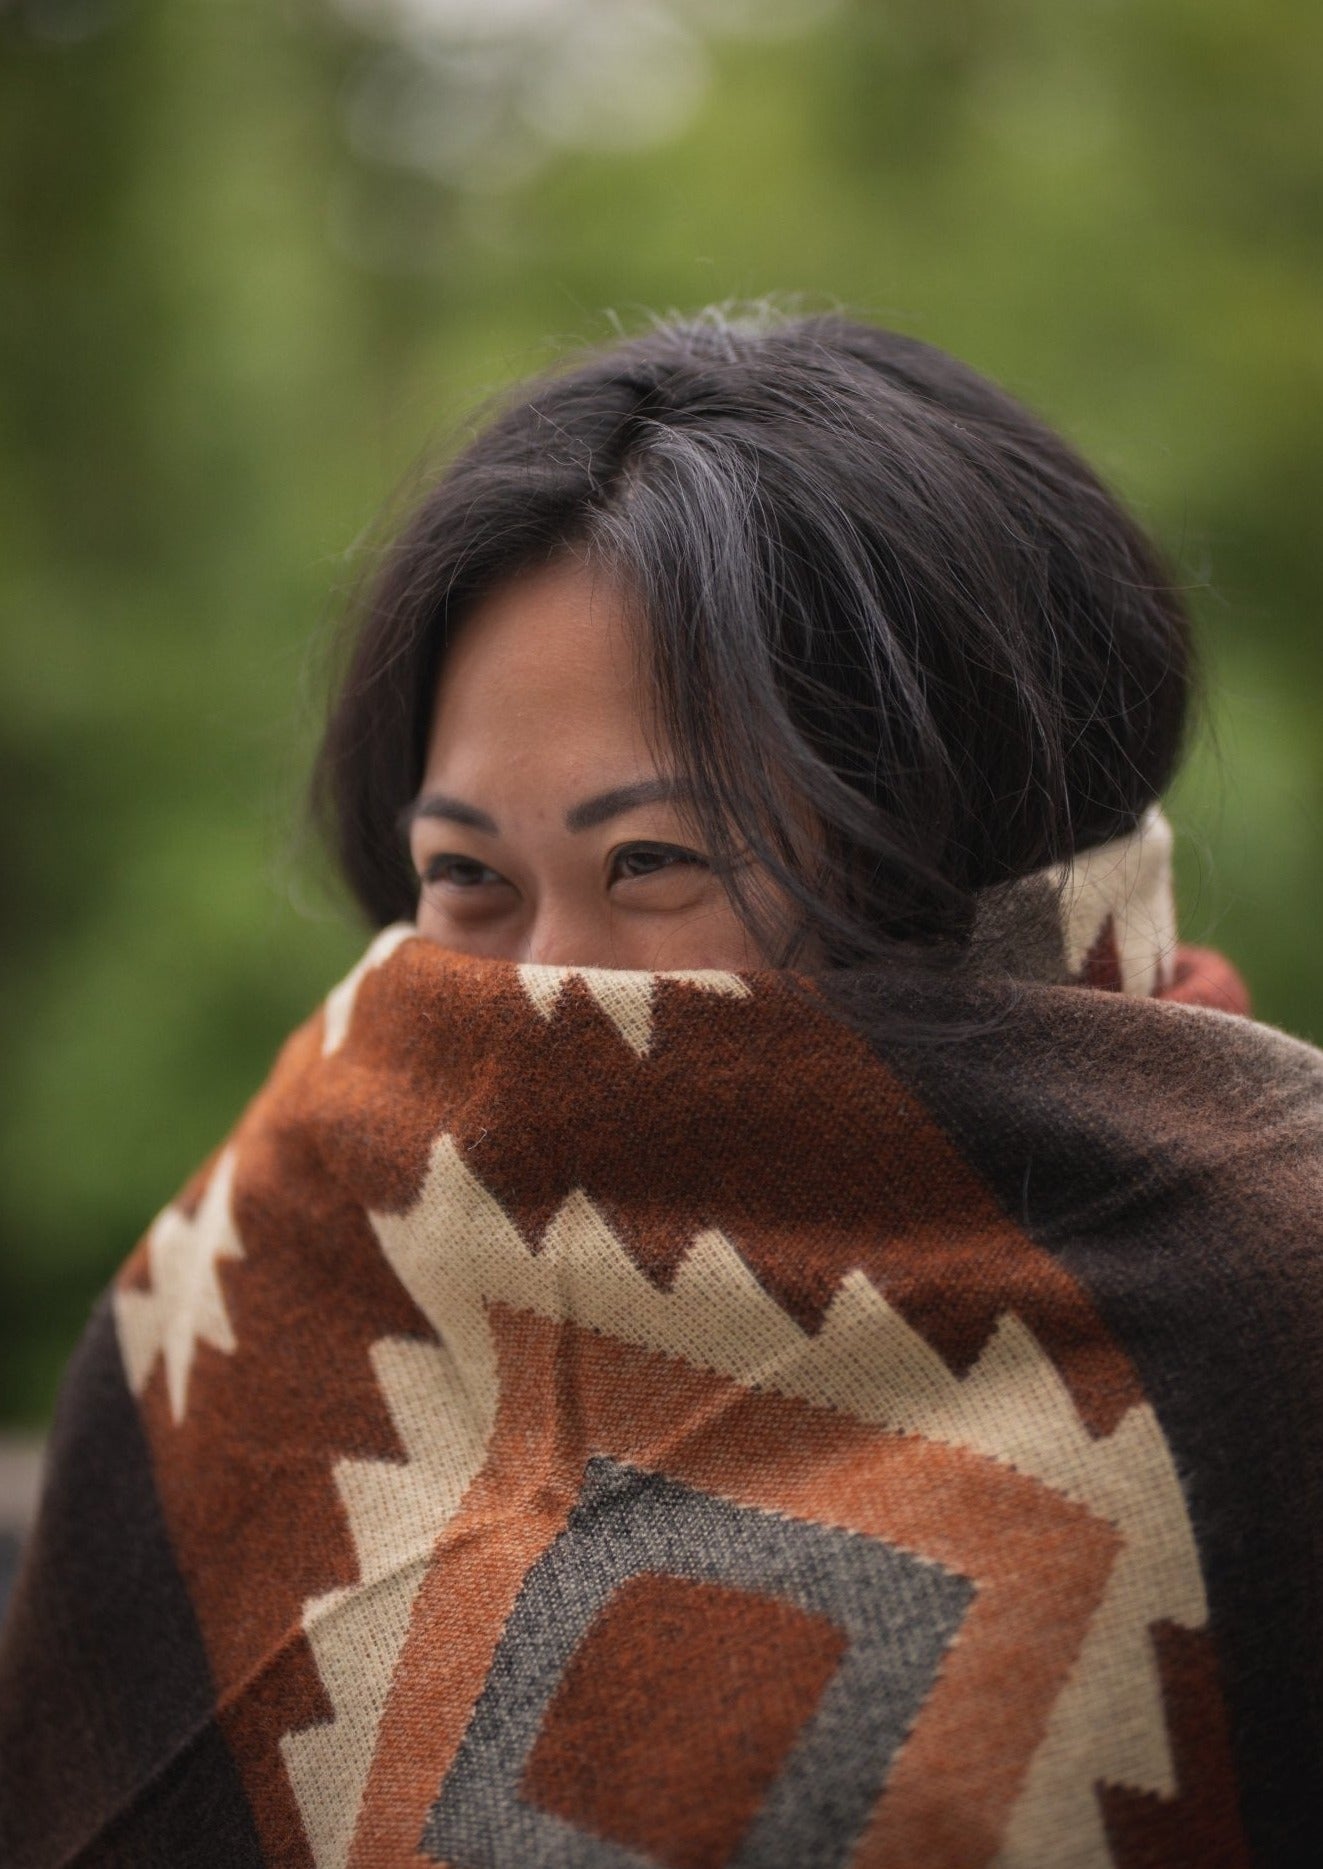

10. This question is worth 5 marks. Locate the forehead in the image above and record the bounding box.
[423,555,658,780]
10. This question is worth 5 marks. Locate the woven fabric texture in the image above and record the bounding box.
[1,811,1319,1869]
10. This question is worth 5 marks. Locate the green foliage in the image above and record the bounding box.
[1,0,1320,1420]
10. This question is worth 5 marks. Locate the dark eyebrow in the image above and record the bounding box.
[563,777,691,833]
[397,794,499,837]
[398,777,690,839]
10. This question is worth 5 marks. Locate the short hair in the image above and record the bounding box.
[311,308,1193,969]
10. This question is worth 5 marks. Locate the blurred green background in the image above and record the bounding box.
[1,0,1319,1424]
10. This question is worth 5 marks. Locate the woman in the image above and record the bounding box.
[315,311,1200,980]
[1,311,1318,1868]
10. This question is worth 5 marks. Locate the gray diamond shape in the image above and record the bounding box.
[422,1456,973,1867]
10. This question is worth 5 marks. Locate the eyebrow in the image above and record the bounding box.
[398,777,691,839]
[565,778,691,833]
[398,793,498,837]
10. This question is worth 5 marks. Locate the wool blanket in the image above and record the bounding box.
[2,811,1320,1869]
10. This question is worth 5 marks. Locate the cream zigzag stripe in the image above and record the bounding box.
[518,962,751,1056]
[278,1335,488,1869]
[319,927,753,1066]
[321,924,416,1056]
[1050,802,1178,998]
[281,1136,1207,1869]
[114,1146,245,1425]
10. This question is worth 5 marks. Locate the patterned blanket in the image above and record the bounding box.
[2,812,1320,1869]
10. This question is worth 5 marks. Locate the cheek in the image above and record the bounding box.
[627,891,769,972]
[412,898,524,962]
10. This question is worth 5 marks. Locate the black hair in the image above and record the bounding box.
[311,307,1194,970]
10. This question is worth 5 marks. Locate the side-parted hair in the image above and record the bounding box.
[311,308,1194,969]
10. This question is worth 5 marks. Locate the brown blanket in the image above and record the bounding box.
[1,815,1320,1868]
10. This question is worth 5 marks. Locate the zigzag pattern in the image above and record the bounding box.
[317,921,753,1064]
[517,961,751,1055]
[321,924,415,1055]
[1051,802,1178,996]
[278,1334,483,1869]
[114,1145,244,1425]
[280,1134,1207,1869]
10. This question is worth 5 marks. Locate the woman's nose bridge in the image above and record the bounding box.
[523,897,610,969]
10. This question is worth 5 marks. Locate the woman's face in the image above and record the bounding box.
[406,555,785,971]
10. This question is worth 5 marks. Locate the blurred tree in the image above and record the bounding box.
[1,0,1319,1419]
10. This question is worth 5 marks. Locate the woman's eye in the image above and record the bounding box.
[610,843,706,884]
[420,855,502,888]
